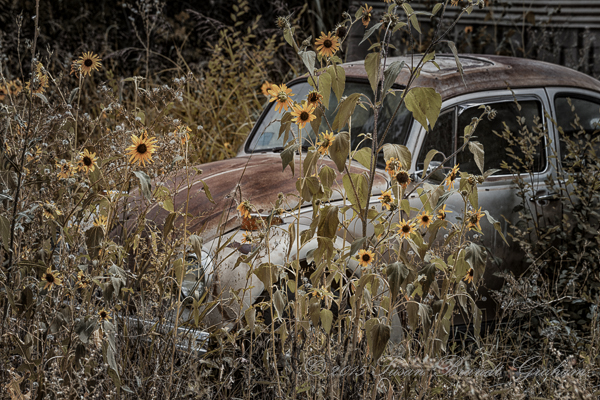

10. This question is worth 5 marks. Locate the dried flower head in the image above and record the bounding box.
[395,169,411,189]
[57,161,75,180]
[237,200,252,219]
[378,189,394,210]
[385,157,402,176]
[445,164,460,189]
[0,85,6,101]
[315,32,340,58]
[126,132,158,166]
[26,62,49,94]
[362,4,373,27]
[98,308,112,322]
[42,268,63,290]
[436,204,452,221]
[335,24,348,39]
[267,84,295,113]
[77,271,90,288]
[307,90,323,107]
[316,131,336,155]
[466,207,485,231]
[464,268,474,284]
[7,79,23,96]
[242,231,253,244]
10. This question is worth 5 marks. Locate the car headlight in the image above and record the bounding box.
[181,250,214,300]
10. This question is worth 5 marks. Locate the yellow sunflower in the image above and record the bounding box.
[126,133,158,166]
[0,85,6,101]
[76,271,90,288]
[7,79,22,96]
[72,52,102,77]
[315,32,340,58]
[357,249,375,267]
[316,131,336,155]
[445,164,460,189]
[464,267,474,284]
[267,83,295,113]
[290,102,316,129]
[42,268,63,290]
[26,62,49,94]
[335,24,348,39]
[42,202,63,220]
[397,219,416,239]
[417,211,433,229]
[466,207,485,231]
[57,161,75,180]
[77,148,98,174]
[306,90,323,107]
[362,4,373,27]
[94,215,108,229]
[242,231,253,243]
[237,200,252,219]
[378,189,394,210]
[436,204,452,221]
[395,169,411,189]
[98,308,112,322]
[385,157,401,177]
[451,0,459,6]
[261,81,274,96]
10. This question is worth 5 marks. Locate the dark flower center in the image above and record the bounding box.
[83,156,92,166]
[277,92,288,102]
[324,39,332,48]
[469,269,474,277]
[469,214,479,224]
[439,212,446,220]
[336,27,347,38]
[396,171,409,185]
[84,58,93,67]
[422,215,430,223]
[362,254,370,262]
[300,111,309,121]
[0,88,5,95]
[46,274,54,283]
[137,144,147,154]
[100,311,107,318]
[308,93,318,103]
[402,225,410,233]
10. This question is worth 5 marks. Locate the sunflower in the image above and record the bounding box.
[42,202,63,220]
[0,85,6,101]
[7,79,22,96]
[451,0,459,6]
[77,148,98,174]
[385,157,401,177]
[261,81,274,96]
[237,200,252,219]
[315,32,340,58]
[316,131,336,155]
[445,164,460,189]
[357,249,375,267]
[98,308,112,322]
[290,102,316,129]
[72,52,102,77]
[57,161,75,180]
[267,84,295,113]
[395,169,411,189]
[335,24,348,39]
[26,62,49,94]
[466,207,485,231]
[94,215,108,229]
[417,211,433,229]
[306,90,323,107]
[77,271,90,288]
[361,4,373,27]
[126,132,158,166]
[378,189,394,210]
[242,231,253,244]
[397,219,416,239]
[464,26,473,34]
[464,268,474,284]
[42,268,63,290]
[436,204,452,221]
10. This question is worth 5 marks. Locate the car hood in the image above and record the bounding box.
[120,154,389,242]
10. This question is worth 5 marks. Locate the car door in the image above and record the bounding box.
[410,89,558,321]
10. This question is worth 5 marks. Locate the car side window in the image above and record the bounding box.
[416,109,455,172]
[456,100,545,175]
[554,95,600,165]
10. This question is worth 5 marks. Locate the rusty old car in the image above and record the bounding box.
[117,54,600,346]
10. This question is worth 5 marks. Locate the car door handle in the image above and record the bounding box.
[529,192,559,202]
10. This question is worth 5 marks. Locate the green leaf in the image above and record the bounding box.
[349,237,367,257]
[352,147,373,169]
[364,52,381,96]
[382,143,412,170]
[133,171,152,201]
[343,173,369,214]
[299,50,316,74]
[422,149,439,178]
[310,107,323,135]
[319,165,336,191]
[368,320,390,362]
[280,143,299,174]
[328,65,346,103]
[303,149,320,177]
[0,215,10,251]
[469,184,479,209]
[432,3,443,15]
[85,226,104,260]
[317,206,339,239]
[173,257,185,286]
[283,26,296,49]
[273,289,286,319]
[468,141,485,174]
[278,112,293,140]
[332,93,361,131]
[382,61,405,99]
[360,22,383,45]
[189,235,203,260]
[318,72,332,110]
[320,309,333,334]
[329,132,350,172]
[404,87,442,131]
[455,249,469,282]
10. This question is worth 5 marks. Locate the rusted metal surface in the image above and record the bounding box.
[292,54,600,101]
[116,154,388,242]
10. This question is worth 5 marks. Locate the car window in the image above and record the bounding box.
[456,100,546,175]
[416,109,455,172]
[554,95,600,165]
[246,81,413,155]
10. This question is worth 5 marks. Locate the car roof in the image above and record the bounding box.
[321,54,600,100]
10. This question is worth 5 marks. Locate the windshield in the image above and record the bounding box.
[245,80,413,157]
